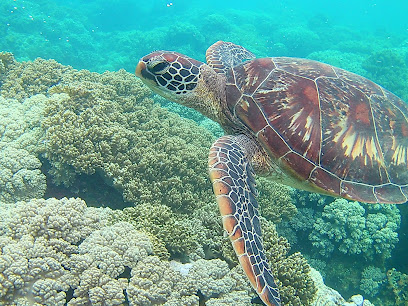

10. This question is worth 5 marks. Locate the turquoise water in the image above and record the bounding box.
[2,0,408,98]
[1,0,408,305]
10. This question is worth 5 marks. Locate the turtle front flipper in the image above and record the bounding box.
[208,135,281,306]
[206,41,255,74]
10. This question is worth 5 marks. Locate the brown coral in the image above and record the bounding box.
[39,68,216,213]
[257,178,298,223]
[0,57,71,100]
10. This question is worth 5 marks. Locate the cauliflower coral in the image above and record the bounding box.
[310,198,400,260]
[0,95,48,203]
[0,197,104,305]
[0,197,263,306]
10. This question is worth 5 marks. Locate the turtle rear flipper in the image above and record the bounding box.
[206,41,255,74]
[209,135,281,306]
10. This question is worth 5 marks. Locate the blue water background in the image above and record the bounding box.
[1,0,408,303]
[2,0,408,71]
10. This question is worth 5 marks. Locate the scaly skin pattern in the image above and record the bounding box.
[209,135,281,306]
[226,57,408,204]
[135,41,408,306]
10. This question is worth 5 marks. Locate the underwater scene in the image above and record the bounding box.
[0,0,408,305]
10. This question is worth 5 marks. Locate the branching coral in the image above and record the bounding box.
[38,67,216,213]
[360,266,386,298]
[127,256,199,305]
[107,203,207,260]
[387,268,408,305]
[67,222,153,305]
[257,178,297,223]
[310,199,400,260]
[256,218,317,305]
[0,57,71,101]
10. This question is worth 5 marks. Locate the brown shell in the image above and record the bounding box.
[226,57,408,204]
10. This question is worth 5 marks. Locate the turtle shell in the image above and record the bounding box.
[226,57,408,204]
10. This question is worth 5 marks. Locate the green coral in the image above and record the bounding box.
[362,48,408,100]
[36,67,216,213]
[360,266,386,298]
[309,199,400,260]
[257,178,297,223]
[107,204,207,260]
[387,268,408,305]
[261,219,317,305]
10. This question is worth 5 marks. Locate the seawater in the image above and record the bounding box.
[0,0,407,305]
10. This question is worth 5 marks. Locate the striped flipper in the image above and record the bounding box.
[208,135,281,306]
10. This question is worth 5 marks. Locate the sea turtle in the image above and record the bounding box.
[135,41,408,306]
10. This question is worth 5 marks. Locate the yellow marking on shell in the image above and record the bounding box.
[332,119,384,166]
[287,111,303,138]
[342,129,357,157]
[302,115,314,142]
[332,119,348,143]
[248,75,260,87]
[289,110,301,131]
[350,135,364,160]
[241,99,250,112]
[391,144,408,166]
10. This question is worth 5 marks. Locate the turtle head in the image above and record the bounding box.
[136,51,204,98]
[136,51,226,123]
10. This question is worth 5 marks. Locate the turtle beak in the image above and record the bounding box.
[135,61,146,78]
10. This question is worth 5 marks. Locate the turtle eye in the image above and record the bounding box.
[147,60,170,75]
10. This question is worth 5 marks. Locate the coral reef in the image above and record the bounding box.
[307,50,367,76]
[0,94,48,203]
[362,48,408,100]
[67,222,153,305]
[0,197,106,305]
[310,199,400,260]
[272,26,321,57]
[261,219,317,305]
[0,56,71,101]
[1,51,403,304]
[310,267,374,306]
[360,266,386,298]
[277,191,403,300]
[257,178,297,223]
[0,197,235,305]
[127,255,199,305]
[0,147,45,203]
[0,197,318,306]
[107,203,209,260]
[386,268,408,305]
[10,66,213,213]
